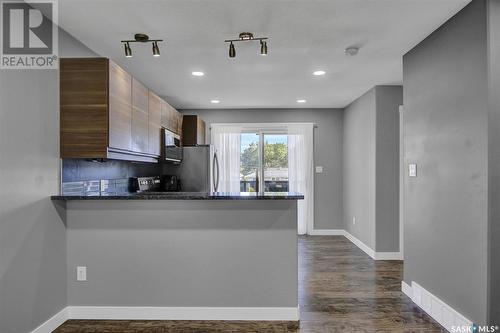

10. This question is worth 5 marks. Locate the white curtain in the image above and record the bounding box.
[288,124,314,235]
[211,125,241,193]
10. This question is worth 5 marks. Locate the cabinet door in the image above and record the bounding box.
[148,91,162,156]
[131,78,149,153]
[108,61,132,151]
[161,100,177,133]
[196,117,206,145]
[169,105,177,133]
[176,112,183,136]
[60,58,109,158]
[161,99,168,130]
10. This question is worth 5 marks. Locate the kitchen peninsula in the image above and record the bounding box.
[51,193,302,321]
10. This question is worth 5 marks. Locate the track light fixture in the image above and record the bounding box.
[121,34,163,58]
[224,32,268,58]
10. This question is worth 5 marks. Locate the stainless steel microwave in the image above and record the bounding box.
[162,128,183,163]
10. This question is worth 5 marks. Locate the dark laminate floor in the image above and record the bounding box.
[55,236,445,333]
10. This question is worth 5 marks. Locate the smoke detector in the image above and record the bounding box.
[344,47,360,56]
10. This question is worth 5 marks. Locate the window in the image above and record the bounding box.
[240,132,289,193]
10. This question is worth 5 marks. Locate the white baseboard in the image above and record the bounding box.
[401,281,412,298]
[31,306,299,332]
[402,281,473,332]
[308,229,345,236]
[67,306,300,321]
[375,252,403,260]
[342,230,376,259]
[31,307,68,333]
[309,229,402,261]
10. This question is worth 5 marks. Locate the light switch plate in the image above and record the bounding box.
[409,163,417,177]
[315,166,324,174]
[77,266,87,281]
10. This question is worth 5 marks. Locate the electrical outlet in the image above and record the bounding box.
[409,163,417,177]
[77,266,87,281]
[315,166,324,174]
[352,217,356,225]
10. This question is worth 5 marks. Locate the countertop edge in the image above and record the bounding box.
[50,193,305,201]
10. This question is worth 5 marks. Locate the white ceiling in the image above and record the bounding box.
[58,0,470,109]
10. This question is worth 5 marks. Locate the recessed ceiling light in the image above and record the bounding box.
[313,70,326,76]
[297,99,306,103]
[192,71,204,76]
[211,99,220,104]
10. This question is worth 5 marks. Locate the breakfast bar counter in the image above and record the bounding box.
[51,193,302,321]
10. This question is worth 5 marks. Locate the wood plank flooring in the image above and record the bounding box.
[54,236,445,332]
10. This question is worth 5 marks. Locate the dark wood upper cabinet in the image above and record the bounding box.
[60,58,175,163]
[60,58,109,159]
[131,78,149,154]
[148,91,162,156]
[161,99,183,135]
[182,115,206,146]
[108,60,132,151]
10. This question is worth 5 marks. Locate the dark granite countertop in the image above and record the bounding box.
[50,192,304,201]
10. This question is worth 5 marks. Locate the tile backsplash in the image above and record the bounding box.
[61,159,162,195]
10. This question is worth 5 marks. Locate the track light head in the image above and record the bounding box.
[229,42,236,58]
[124,42,132,58]
[260,41,267,56]
[152,41,160,57]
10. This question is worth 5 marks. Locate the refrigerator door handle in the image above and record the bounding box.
[213,151,220,192]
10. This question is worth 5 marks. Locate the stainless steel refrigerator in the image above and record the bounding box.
[175,145,219,192]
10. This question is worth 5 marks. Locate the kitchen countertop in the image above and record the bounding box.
[50,192,304,201]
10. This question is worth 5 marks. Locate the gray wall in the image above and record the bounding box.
[342,86,402,252]
[66,200,298,308]
[487,0,500,325]
[342,89,376,249]
[375,86,403,252]
[0,29,98,333]
[0,63,66,333]
[181,108,344,230]
[403,0,489,324]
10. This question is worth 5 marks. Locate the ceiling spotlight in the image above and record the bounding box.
[313,70,326,76]
[211,99,220,104]
[229,42,236,58]
[260,41,267,56]
[225,32,268,58]
[152,41,160,57]
[297,99,307,103]
[192,71,204,76]
[124,42,132,58]
[344,47,359,56]
[121,33,163,58]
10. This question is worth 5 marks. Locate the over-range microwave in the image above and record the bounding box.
[162,128,183,163]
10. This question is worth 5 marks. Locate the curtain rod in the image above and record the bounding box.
[209,123,318,129]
